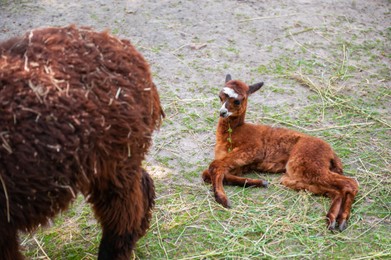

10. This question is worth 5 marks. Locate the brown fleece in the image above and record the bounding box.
[203,75,358,231]
[0,25,164,259]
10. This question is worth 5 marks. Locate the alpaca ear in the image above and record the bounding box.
[225,74,232,83]
[248,82,264,94]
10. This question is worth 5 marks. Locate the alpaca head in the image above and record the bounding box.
[218,74,263,118]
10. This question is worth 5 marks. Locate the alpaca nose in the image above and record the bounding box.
[220,107,230,118]
[219,102,230,118]
[220,110,228,117]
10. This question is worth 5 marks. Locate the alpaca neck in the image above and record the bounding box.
[217,113,246,135]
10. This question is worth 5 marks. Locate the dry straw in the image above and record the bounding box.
[291,73,391,129]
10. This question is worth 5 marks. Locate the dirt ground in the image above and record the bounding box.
[0,0,390,258]
[1,0,389,169]
[1,0,390,209]
[1,1,389,93]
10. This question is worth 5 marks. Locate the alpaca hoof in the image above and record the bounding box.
[202,170,211,183]
[218,198,231,209]
[203,178,212,184]
[328,220,336,230]
[338,220,347,232]
[215,194,231,208]
[262,181,269,188]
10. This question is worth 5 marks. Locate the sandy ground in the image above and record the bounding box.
[1,1,389,90]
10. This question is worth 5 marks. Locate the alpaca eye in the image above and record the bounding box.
[233,100,241,105]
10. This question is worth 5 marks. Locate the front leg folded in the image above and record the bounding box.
[209,160,231,208]
[207,151,268,208]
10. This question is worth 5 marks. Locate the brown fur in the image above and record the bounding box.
[0,25,164,259]
[202,74,358,231]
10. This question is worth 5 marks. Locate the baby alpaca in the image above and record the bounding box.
[202,74,358,231]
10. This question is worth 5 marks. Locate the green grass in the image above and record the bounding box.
[17,2,391,259]
[21,56,391,259]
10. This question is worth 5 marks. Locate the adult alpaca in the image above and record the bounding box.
[203,74,358,231]
[0,25,164,259]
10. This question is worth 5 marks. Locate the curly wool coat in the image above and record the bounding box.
[0,25,164,259]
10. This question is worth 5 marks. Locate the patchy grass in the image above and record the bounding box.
[13,1,391,259]
[21,48,391,260]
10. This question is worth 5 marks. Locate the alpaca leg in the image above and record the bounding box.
[326,195,343,230]
[223,172,268,188]
[91,169,154,260]
[281,173,344,230]
[223,167,268,187]
[336,193,353,231]
[337,178,359,231]
[205,167,267,187]
[208,150,266,208]
[203,167,267,208]
[98,231,136,260]
[325,173,358,231]
[0,229,24,260]
[211,169,231,208]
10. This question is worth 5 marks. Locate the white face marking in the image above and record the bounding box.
[223,87,239,99]
[219,101,232,118]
